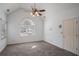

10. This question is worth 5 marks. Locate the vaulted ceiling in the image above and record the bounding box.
[0,3,79,15]
[0,3,45,15]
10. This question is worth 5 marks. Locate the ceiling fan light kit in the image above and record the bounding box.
[30,11,40,17]
[30,3,45,17]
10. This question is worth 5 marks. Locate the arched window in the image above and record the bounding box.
[20,18,35,37]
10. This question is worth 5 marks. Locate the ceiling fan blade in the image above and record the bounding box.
[39,9,45,12]
[38,13,42,16]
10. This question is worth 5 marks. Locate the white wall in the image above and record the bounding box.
[44,4,79,48]
[0,8,7,52]
[7,8,44,44]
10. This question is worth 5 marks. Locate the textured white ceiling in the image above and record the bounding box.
[0,3,46,15]
[0,3,79,15]
[0,3,20,14]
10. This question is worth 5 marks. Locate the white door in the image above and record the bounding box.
[63,19,75,53]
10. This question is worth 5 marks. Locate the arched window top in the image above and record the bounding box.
[20,18,35,37]
[21,18,35,26]
[23,20,31,25]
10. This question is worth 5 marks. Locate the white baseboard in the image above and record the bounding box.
[44,40,63,49]
[44,40,78,55]
[8,40,43,45]
[0,44,7,53]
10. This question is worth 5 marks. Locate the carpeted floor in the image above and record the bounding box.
[0,41,77,56]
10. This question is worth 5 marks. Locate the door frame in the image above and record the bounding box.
[62,18,75,51]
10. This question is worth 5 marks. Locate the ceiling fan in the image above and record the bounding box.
[30,3,46,16]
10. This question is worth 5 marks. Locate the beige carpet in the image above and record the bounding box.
[0,41,77,56]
